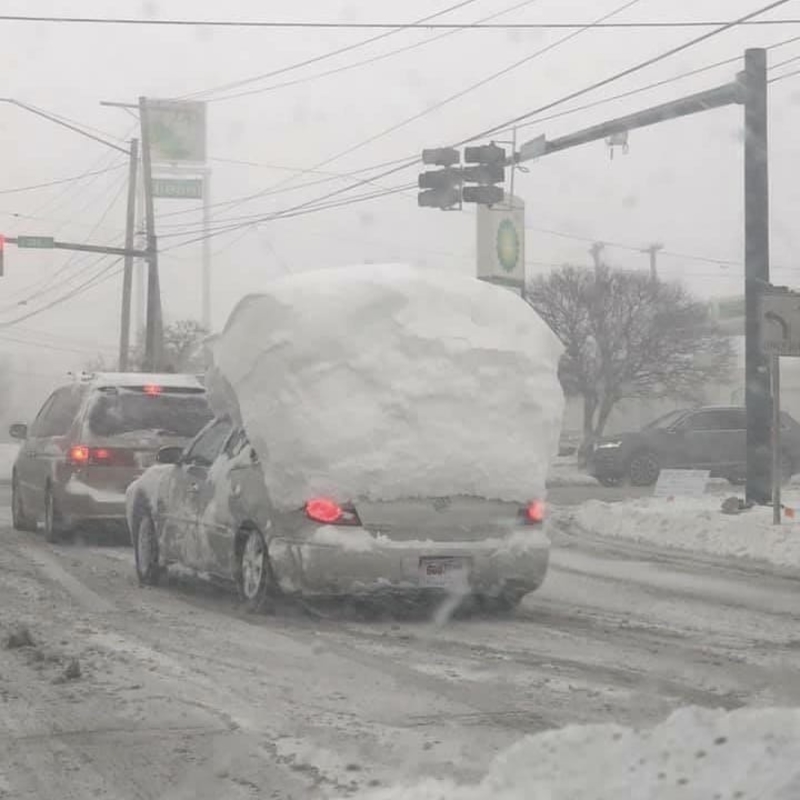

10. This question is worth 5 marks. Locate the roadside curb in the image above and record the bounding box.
[552,513,800,582]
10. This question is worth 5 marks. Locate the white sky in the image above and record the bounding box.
[1,0,799,376]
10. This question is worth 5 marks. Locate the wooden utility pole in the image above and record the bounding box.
[644,243,663,281]
[139,97,163,372]
[119,137,139,372]
[589,242,604,273]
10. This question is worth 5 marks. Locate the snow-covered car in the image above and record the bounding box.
[126,264,565,611]
[126,420,550,610]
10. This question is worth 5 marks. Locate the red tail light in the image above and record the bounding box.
[143,384,163,396]
[68,446,135,467]
[305,498,360,526]
[523,500,546,525]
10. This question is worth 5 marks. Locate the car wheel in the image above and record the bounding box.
[134,512,162,586]
[236,528,274,613]
[43,486,65,543]
[597,473,623,488]
[629,452,660,487]
[11,474,37,532]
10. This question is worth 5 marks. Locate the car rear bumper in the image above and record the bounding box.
[267,528,550,599]
[55,477,129,527]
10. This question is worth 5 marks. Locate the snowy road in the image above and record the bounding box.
[0,496,798,798]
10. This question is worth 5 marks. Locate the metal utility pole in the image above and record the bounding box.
[644,243,663,281]
[138,97,163,372]
[508,48,772,501]
[743,48,772,505]
[590,242,604,273]
[119,138,139,371]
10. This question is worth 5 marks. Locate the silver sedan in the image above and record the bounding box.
[126,416,550,612]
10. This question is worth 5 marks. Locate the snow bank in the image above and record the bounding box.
[0,442,19,483]
[547,456,599,487]
[568,495,800,569]
[353,706,800,799]
[208,264,563,511]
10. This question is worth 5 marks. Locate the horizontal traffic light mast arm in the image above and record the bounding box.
[4,237,149,258]
[511,80,742,164]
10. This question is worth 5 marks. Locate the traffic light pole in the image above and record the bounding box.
[138,97,164,373]
[510,48,771,503]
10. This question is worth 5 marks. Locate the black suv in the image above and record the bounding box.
[587,406,800,487]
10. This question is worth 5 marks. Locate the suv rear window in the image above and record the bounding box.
[86,388,213,438]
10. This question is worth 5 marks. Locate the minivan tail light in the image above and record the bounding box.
[68,446,134,467]
[522,500,546,525]
[305,498,361,526]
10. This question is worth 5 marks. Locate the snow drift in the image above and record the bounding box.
[351,706,800,799]
[207,264,563,511]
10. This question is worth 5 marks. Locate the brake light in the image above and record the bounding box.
[524,500,546,525]
[68,445,89,465]
[305,498,360,526]
[143,384,163,396]
[67,446,134,467]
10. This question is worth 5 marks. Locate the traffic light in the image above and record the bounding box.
[462,143,506,206]
[418,147,462,210]
[0,234,5,277]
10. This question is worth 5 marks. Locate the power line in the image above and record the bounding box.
[0,163,125,195]
[2,14,800,29]
[203,0,545,103]
[183,0,484,101]
[768,65,800,82]
[459,0,793,143]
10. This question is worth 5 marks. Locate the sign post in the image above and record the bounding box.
[757,287,800,523]
[476,196,525,296]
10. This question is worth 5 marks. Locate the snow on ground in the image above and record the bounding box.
[547,456,599,488]
[566,494,800,569]
[208,264,564,510]
[353,706,800,799]
[0,442,18,483]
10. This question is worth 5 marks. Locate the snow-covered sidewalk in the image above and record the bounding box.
[546,456,599,488]
[354,705,800,799]
[564,494,800,570]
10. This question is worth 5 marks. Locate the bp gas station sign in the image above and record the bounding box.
[477,197,525,293]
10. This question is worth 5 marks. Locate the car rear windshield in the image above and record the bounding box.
[86,388,213,438]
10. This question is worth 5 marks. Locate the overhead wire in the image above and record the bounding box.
[1,13,800,30]
[0,163,126,195]
[183,0,485,101]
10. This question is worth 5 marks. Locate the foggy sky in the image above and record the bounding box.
[1,0,799,376]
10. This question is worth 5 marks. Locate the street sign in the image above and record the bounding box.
[152,177,204,200]
[519,134,547,161]
[477,196,525,289]
[16,236,54,249]
[146,99,206,164]
[760,290,800,356]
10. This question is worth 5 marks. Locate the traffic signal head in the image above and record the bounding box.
[418,167,461,191]
[422,147,460,167]
[418,187,461,209]
[462,185,504,206]
[464,143,506,165]
[460,164,504,184]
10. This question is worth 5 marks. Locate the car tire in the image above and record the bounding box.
[43,486,65,543]
[629,452,660,487]
[236,528,274,614]
[134,511,162,586]
[11,474,37,532]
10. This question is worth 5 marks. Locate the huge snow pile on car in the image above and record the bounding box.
[352,705,800,799]
[206,264,563,511]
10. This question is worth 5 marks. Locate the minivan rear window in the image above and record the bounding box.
[87,388,213,438]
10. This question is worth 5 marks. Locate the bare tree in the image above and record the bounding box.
[527,265,734,457]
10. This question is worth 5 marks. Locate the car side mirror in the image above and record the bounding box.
[9,423,27,440]
[156,446,184,465]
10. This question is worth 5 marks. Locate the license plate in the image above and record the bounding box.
[419,557,471,589]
